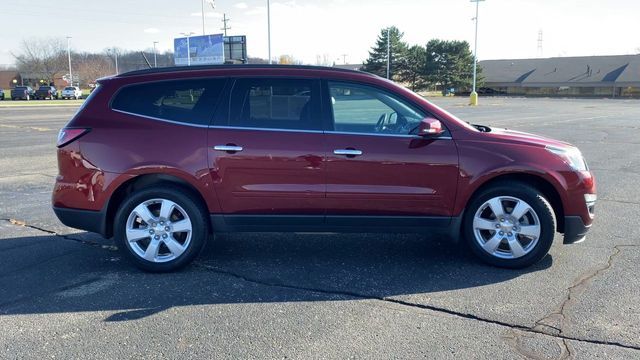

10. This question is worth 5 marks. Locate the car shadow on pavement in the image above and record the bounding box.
[0,232,552,321]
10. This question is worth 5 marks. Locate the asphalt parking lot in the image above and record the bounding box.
[1,97,639,359]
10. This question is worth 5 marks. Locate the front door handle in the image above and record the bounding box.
[213,145,243,153]
[333,149,363,157]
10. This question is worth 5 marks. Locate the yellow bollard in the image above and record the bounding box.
[469,91,478,106]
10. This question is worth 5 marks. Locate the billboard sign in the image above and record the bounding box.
[174,34,224,66]
[224,35,247,63]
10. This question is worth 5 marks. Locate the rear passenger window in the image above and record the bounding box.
[227,78,320,130]
[111,79,226,126]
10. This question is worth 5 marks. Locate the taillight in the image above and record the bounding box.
[57,128,90,147]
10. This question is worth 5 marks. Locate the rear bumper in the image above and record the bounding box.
[53,206,107,237]
[563,215,591,244]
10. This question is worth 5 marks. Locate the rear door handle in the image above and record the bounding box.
[333,149,363,157]
[213,145,243,153]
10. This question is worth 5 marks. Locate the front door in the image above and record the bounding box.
[324,81,459,227]
[208,77,325,226]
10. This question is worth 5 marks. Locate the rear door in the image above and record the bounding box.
[207,77,325,226]
[323,81,459,227]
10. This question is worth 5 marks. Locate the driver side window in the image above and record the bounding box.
[328,82,425,135]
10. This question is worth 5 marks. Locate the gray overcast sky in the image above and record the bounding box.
[1,0,639,66]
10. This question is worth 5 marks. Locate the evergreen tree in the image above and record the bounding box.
[362,26,408,80]
[424,40,482,93]
[403,45,428,91]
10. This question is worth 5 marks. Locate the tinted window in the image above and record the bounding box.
[328,82,425,135]
[112,79,226,126]
[227,78,320,130]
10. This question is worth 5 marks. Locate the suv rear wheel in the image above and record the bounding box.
[114,185,208,272]
[463,182,555,268]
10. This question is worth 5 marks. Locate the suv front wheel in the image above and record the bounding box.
[114,185,208,272]
[463,182,556,268]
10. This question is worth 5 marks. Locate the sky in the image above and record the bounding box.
[1,0,639,67]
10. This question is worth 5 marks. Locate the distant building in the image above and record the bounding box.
[480,55,640,97]
[0,70,22,89]
[333,64,363,71]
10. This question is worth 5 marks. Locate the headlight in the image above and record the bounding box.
[545,145,588,171]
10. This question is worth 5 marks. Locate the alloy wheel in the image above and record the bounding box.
[125,198,193,263]
[472,196,541,259]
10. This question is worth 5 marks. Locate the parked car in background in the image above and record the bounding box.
[34,85,58,100]
[61,86,82,100]
[11,86,35,100]
[0,88,4,100]
[52,65,596,272]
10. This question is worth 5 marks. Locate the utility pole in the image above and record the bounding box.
[537,29,543,57]
[153,41,159,67]
[340,54,347,65]
[66,36,72,86]
[267,0,272,64]
[470,0,485,106]
[386,28,390,79]
[221,13,231,36]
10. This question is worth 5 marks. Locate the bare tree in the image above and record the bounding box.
[75,53,112,87]
[12,37,67,83]
[315,53,332,66]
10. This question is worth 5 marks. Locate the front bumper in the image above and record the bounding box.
[563,216,591,244]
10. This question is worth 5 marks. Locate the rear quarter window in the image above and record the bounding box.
[111,78,227,126]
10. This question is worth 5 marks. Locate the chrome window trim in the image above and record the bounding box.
[111,109,210,128]
[208,125,324,134]
[207,125,452,139]
[327,130,453,140]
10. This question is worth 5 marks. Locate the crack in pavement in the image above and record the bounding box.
[1,218,118,251]
[532,244,638,346]
[533,245,638,332]
[599,198,640,206]
[3,218,639,352]
[193,262,640,352]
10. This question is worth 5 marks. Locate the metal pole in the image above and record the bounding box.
[470,0,484,105]
[386,28,390,79]
[66,36,72,86]
[267,0,272,64]
[115,50,119,74]
[153,41,158,67]
[187,36,191,66]
[201,0,206,35]
[472,1,479,94]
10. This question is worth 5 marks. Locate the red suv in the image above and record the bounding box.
[52,65,596,272]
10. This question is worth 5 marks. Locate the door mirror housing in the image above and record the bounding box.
[417,118,445,137]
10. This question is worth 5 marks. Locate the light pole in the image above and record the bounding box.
[180,32,196,66]
[66,36,72,86]
[153,41,159,67]
[470,0,485,106]
[202,0,215,35]
[108,48,119,74]
[386,28,391,79]
[267,0,272,64]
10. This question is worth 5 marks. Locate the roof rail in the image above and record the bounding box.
[117,64,367,78]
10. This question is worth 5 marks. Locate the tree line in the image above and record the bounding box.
[11,38,175,87]
[362,26,483,93]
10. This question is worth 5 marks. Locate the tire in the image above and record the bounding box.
[114,185,209,272]
[463,182,556,269]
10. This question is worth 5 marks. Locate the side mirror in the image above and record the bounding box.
[418,118,445,137]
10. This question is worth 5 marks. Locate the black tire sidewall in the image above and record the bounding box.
[463,183,556,269]
[114,185,208,272]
